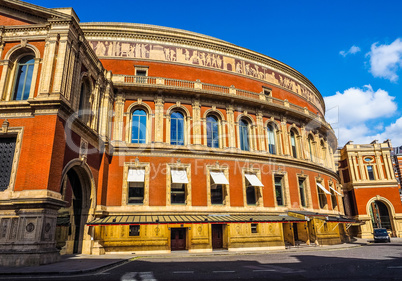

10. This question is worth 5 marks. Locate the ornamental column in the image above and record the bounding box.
[192,99,201,145]
[226,104,236,148]
[154,96,164,143]
[256,111,265,152]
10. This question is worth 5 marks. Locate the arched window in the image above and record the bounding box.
[308,135,314,161]
[267,124,276,154]
[171,111,184,145]
[206,115,219,148]
[290,130,297,158]
[13,55,35,100]
[239,119,249,151]
[320,140,326,165]
[131,109,147,144]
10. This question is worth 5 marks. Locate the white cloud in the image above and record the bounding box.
[324,85,399,147]
[367,38,402,82]
[339,45,361,57]
[368,117,402,147]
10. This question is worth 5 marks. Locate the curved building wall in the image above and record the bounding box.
[79,23,344,252]
[0,0,346,263]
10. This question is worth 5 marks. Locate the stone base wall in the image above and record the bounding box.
[0,249,60,267]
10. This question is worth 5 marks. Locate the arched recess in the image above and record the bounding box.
[265,120,281,155]
[56,159,96,255]
[125,102,153,143]
[77,73,94,126]
[1,44,41,101]
[236,113,256,151]
[166,105,191,145]
[289,125,301,159]
[366,196,396,236]
[203,109,225,148]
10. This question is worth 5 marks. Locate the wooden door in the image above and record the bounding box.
[171,228,186,250]
[293,223,299,241]
[212,224,223,249]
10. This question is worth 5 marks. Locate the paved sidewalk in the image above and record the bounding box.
[0,238,378,276]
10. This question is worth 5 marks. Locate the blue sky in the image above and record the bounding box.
[30,0,402,147]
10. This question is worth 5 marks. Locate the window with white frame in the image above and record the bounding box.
[244,173,263,205]
[170,111,185,146]
[210,171,229,205]
[367,165,375,180]
[317,182,330,209]
[12,55,35,101]
[239,118,250,151]
[298,177,307,208]
[171,169,188,204]
[127,168,145,204]
[274,175,284,206]
[290,130,298,158]
[267,124,276,154]
[131,109,147,144]
[206,115,219,148]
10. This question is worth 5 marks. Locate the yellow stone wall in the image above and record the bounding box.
[93,222,287,253]
[312,219,341,245]
[227,223,284,249]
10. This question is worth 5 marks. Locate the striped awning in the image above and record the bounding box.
[86,214,305,226]
[288,211,359,224]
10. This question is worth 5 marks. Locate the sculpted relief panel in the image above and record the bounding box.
[89,40,323,114]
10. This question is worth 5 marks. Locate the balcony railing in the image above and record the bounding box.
[115,75,330,129]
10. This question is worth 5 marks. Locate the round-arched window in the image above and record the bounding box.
[13,55,35,101]
[171,111,184,145]
[131,109,147,144]
[206,115,219,148]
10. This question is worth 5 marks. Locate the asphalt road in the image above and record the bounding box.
[5,241,402,281]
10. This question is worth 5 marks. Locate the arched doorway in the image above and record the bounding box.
[369,200,394,234]
[56,162,95,255]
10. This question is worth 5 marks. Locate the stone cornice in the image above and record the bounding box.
[111,144,338,179]
[0,0,72,23]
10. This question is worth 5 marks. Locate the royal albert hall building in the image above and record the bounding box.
[0,0,350,266]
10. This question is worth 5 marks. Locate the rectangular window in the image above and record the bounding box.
[298,178,306,207]
[263,87,272,98]
[210,171,229,205]
[244,173,263,206]
[251,223,258,233]
[211,184,223,204]
[135,67,148,83]
[127,169,145,204]
[0,137,16,191]
[128,182,144,204]
[367,165,375,180]
[275,176,284,206]
[129,225,140,236]
[171,183,186,204]
[317,182,328,209]
[331,189,337,209]
[170,169,189,205]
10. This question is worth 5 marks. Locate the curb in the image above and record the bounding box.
[0,258,132,277]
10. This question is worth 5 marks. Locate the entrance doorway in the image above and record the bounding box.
[293,223,299,242]
[370,200,394,234]
[212,224,223,249]
[56,163,93,255]
[171,228,186,250]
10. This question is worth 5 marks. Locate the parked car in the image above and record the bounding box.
[373,228,391,243]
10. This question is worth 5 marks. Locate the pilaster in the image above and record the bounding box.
[191,99,201,145]
[154,96,164,143]
[226,104,235,148]
[113,93,125,141]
